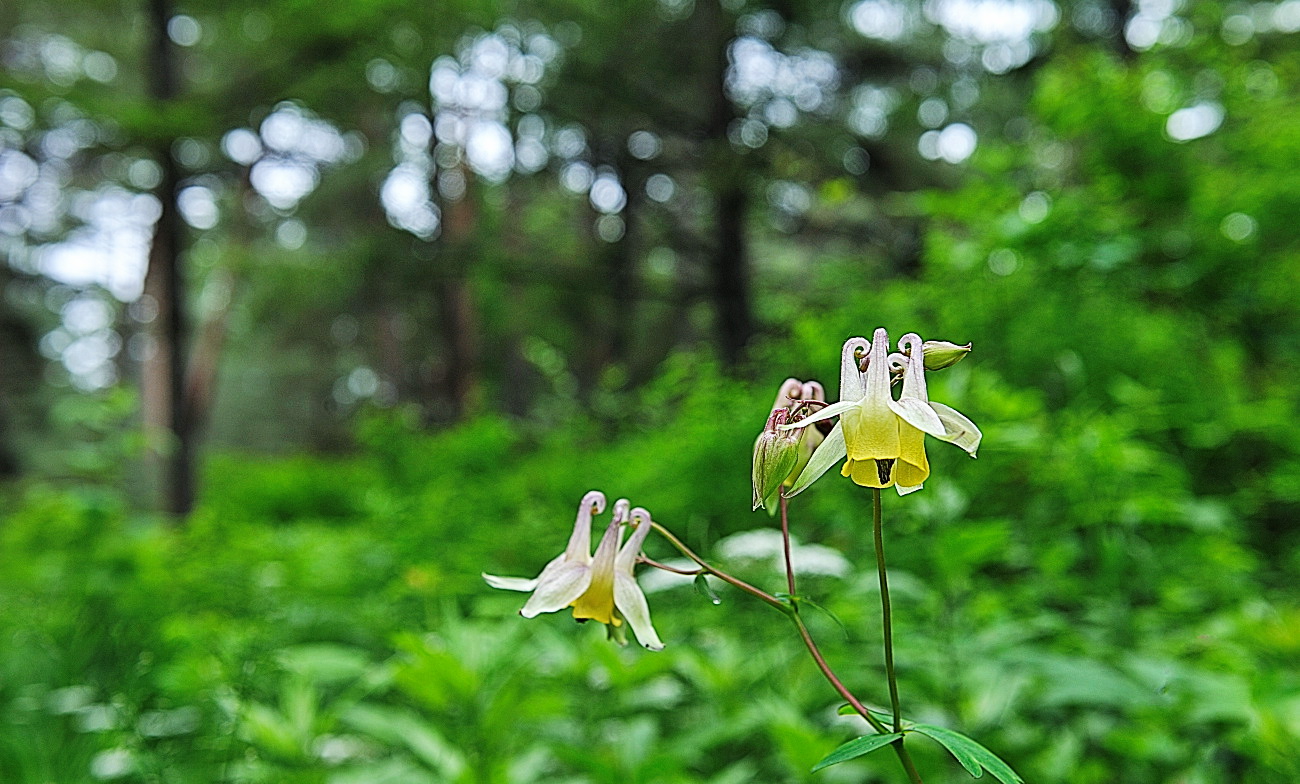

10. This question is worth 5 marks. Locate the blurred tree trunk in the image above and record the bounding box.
[0,267,38,477]
[1108,0,1136,60]
[501,187,532,417]
[141,0,193,516]
[599,150,642,372]
[699,0,753,368]
[435,162,480,419]
[184,269,233,440]
[183,172,258,442]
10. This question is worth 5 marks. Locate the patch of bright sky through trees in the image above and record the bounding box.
[4,0,1299,388]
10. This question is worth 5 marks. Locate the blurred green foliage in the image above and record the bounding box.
[3,0,1300,781]
[2,259,1298,781]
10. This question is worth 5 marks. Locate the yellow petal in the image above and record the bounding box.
[842,458,896,488]
[842,398,901,461]
[570,518,622,625]
[571,568,620,625]
[893,423,930,488]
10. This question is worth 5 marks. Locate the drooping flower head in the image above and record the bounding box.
[752,378,826,510]
[784,329,981,497]
[483,492,664,650]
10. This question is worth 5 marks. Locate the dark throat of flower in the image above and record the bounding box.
[876,458,895,485]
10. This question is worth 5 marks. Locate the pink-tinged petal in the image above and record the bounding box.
[615,508,654,573]
[520,562,592,617]
[769,378,804,413]
[785,421,847,498]
[891,335,946,436]
[839,337,870,403]
[610,498,631,526]
[896,334,929,397]
[614,572,664,651]
[561,490,606,564]
[800,380,825,403]
[482,573,539,592]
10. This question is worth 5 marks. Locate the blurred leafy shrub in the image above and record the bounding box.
[1,313,1297,782]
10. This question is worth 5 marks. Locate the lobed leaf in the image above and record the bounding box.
[911,724,1024,784]
[811,732,903,772]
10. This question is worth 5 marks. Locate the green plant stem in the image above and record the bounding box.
[638,555,703,575]
[651,517,923,784]
[787,498,924,784]
[779,494,796,596]
[650,522,787,611]
[873,488,902,733]
[790,611,889,733]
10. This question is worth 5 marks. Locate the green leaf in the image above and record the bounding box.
[341,703,466,779]
[799,597,848,637]
[694,573,722,605]
[836,704,905,727]
[811,732,903,772]
[911,724,1024,784]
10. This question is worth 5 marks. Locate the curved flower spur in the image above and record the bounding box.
[783,329,981,496]
[483,491,664,650]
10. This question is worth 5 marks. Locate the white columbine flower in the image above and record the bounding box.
[483,491,664,650]
[784,329,981,496]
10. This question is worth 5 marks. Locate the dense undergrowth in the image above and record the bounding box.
[2,269,1298,782]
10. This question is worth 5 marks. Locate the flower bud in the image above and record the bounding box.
[753,408,801,511]
[922,340,972,371]
[786,381,826,486]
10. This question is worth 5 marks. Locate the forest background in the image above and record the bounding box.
[1,0,1298,781]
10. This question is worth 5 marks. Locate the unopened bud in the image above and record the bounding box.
[753,408,801,511]
[786,382,827,486]
[922,340,972,371]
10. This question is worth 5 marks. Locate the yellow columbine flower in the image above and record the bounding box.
[783,329,981,497]
[483,491,664,650]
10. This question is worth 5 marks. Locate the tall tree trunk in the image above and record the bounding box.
[141,0,192,516]
[500,187,532,417]
[0,267,38,477]
[1108,0,1136,60]
[435,162,480,419]
[711,182,750,366]
[598,152,641,373]
[699,0,753,368]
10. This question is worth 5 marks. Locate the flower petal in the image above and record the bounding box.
[785,421,847,498]
[893,422,930,488]
[770,378,804,413]
[896,482,924,496]
[615,508,654,573]
[800,380,825,403]
[570,518,623,624]
[520,562,592,617]
[839,337,870,402]
[842,457,896,488]
[929,402,982,456]
[889,397,945,437]
[843,328,902,461]
[842,395,900,460]
[781,399,858,430]
[482,573,539,592]
[562,490,606,563]
[614,572,665,651]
